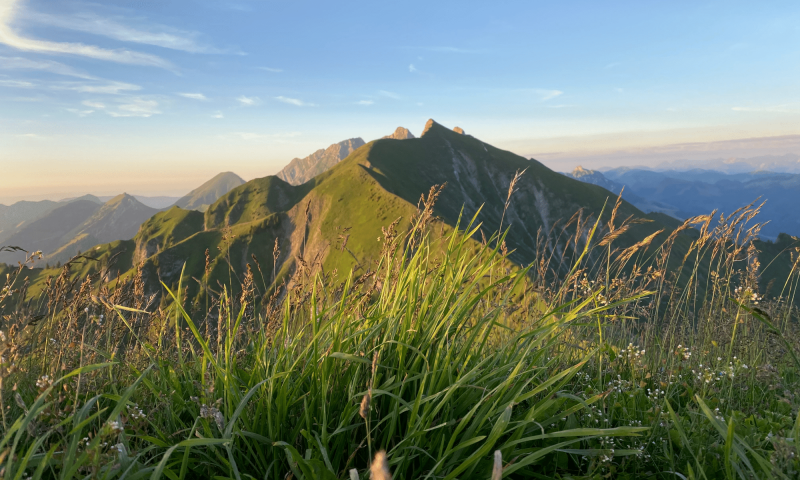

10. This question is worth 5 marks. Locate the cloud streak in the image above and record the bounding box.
[107,98,161,117]
[0,56,94,78]
[178,92,207,100]
[275,95,316,107]
[0,0,173,69]
[26,11,226,54]
[237,95,260,106]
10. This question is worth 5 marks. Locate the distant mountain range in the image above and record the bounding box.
[564,166,800,238]
[0,172,245,265]
[607,153,800,175]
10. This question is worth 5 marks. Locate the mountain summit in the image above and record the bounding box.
[276,138,366,185]
[382,127,415,140]
[173,172,245,211]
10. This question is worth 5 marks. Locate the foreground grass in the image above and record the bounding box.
[1,204,799,479]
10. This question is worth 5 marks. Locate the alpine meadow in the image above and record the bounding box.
[2,2,800,479]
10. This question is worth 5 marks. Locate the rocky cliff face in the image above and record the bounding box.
[382,127,415,140]
[276,138,366,186]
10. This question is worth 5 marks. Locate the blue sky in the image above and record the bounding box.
[1,0,799,202]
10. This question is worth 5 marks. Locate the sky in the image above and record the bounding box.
[1,0,799,203]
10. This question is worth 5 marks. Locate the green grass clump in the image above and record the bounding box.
[0,198,799,478]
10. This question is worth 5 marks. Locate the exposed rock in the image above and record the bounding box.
[421,119,441,137]
[276,138,366,185]
[383,127,415,140]
[453,127,465,135]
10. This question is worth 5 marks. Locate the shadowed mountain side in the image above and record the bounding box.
[173,172,246,211]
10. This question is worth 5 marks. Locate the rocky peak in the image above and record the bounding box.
[421,119,442,137]
[453,126,465,135]
[276,137,366,185]
[383,127,415,140]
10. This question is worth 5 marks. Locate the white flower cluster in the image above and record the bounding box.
[646,387,665,403]
[127,403,146,420]
[675,344,692,361]
[622,343,645,362]
[35,375,53,389]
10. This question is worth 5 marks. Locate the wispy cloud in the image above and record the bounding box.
[535,89,563,101]
[55,81,141,95]
[379,90,400,100]
[66,108,94,117]
[408,64,417,73]
[732,104,792,113]
[275,96,316,107]
[0,78,34,87]
[604,62,621,69]
[356,100,373,106]
[0,0,173,69]
[237,95,260,106]
[211,111,224,119]
[178,92,207,101]
[83,100,105,109]
[258,67,283,73]
[615,87,624,93]
[24,11,226,54]
[106,98,161,117]
[0,56,94,78]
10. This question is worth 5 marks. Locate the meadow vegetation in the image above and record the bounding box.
[0,190,799,479]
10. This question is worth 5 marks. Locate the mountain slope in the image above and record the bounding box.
[0,200,59,244]
[276,138,366,185]
[173,172,246,211]
[0,199,101,264]
[47,194,159,263]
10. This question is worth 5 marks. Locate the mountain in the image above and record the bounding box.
[562,166,680,218]
[97,195,181,209]
[173,172,246,211]
[8,118,799,310]
[14,119,673,300]
[0,194,158,265]
[0,199,59,244]
[0,199,101,264]
[276,138,366,185]
[382,127,415,140]
[46,194,159,264]
[573,166,800,238]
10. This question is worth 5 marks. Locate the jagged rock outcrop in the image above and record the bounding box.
[453,127,465,134]
[276,138,366,185]
[383,127,415,140]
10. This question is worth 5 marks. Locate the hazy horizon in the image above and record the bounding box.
[2,0,799,203]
